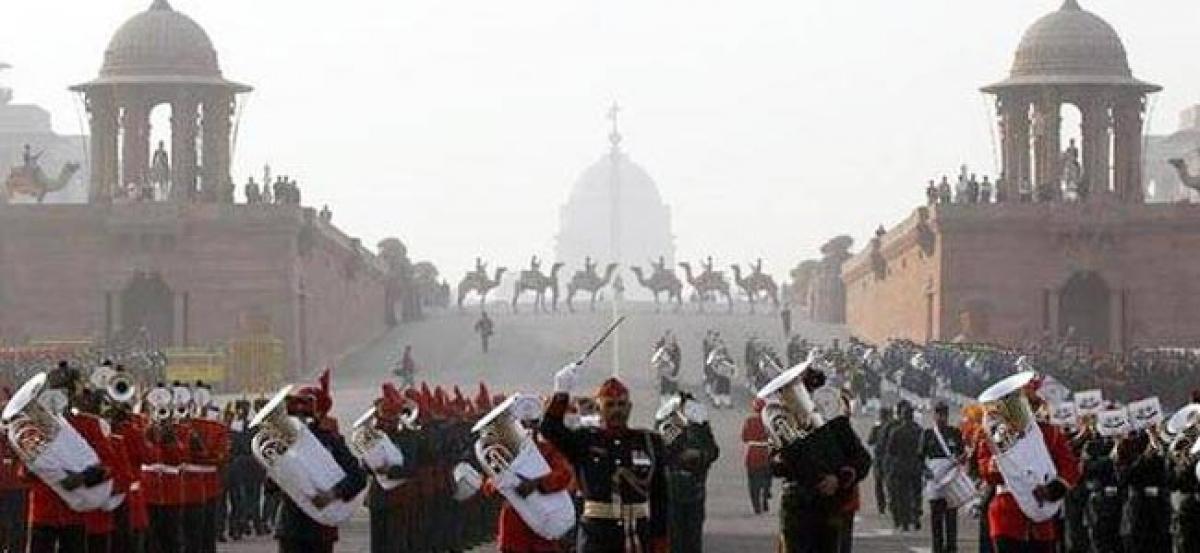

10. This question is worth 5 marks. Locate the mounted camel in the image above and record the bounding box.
[679,260,733,313]
[1169,158,1200,194]
[566,259,619,313]
[629,263,683,311]
[512,257,564,314]
[456,264,507,309]
[5,145,81,203]
[731,261,779,313]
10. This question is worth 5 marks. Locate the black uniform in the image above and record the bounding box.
[772,415,872,553]
[366,427,418,553]
[1081,435,1123,553]
[886,413,923,530]
[918,423,964,553]
[1172,452,1200,553]
[273,421,367,553]
[1115,432,1170,553]
[540,394,669,553]
[663,421,719,553]
[866,412,895,515]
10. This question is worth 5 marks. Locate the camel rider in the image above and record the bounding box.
[703,256,715,274]
[475,257,488,279]
[752,258,764,275]
[652,256,667,273]
[584,256,597,276]
[22,144,42,168]
[530,255,541,273]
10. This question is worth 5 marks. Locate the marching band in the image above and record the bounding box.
[3,333,1200,553]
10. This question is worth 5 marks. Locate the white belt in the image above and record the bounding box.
[142,464,181,475]
[1104,486,1119,497]
[1138,486,1160,498]
[746,441,771,448]
[130,482,142,492]
[181,464,217,474]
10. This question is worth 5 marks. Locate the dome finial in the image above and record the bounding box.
[606,101,623,151]
[1061,0,1082,11]
[150,0,173,11]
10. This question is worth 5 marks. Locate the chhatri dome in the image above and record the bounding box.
[77,0,249,90]
[985,0,1158,92]
[555,106,675,277]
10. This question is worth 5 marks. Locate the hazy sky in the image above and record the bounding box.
[3,0,1198,280]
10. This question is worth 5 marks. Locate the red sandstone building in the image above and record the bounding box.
[0,1,390,382]
[844,1,1200,352]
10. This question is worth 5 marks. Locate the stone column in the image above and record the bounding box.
[999,95,1031,201]
[170,96,199,202]
[1080,96,1111,196]
[120,98,151,195]
[1109,288,1124,352]
[86,91,119,203]
[1047,289,1061,339]
[1032,96,1061,201]
[201,93,233,203]
[1113,96,1145,203]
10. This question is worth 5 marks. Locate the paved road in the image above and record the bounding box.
[220,304,982,552]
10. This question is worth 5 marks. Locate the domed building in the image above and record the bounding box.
[843,1,1200,353]
[0,1,392,387]
[555,113,675,290]
[71,0,250,203]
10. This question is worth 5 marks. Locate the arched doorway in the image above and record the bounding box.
[120,272,174,348]
[1059,271,1110,349]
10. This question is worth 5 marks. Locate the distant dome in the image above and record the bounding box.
[555,148,675,276]
[74,0,249,91]
[984,0,1158,92]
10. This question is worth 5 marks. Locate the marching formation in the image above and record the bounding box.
[6,321,1200,553]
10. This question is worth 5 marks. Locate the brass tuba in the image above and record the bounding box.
[106,372,136,405]
[249,385,360,526]
[471,394,575,540]
[977,371,1061,522]
[349,407,406,490]
[756,351,822,449]
[144,386,174,423]
[2,373,114,512]
[1166,404,1200,468]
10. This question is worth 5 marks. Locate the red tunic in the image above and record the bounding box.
[486,440,574,552]
[976,422,1080,542]
[0,434,27,492]
[26,412,119,527]
[741,415,771,470]
[176,422,205,507]
[73,414,120,536]
[114,416,151,530]
[142,421,185,507]
[185,419,229,503]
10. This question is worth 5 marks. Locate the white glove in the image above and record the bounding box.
[554,362,580,394]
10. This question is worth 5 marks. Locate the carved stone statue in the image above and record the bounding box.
[1061,138,1083,198]
[150,141,170,198]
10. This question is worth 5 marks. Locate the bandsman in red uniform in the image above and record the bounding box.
[975,374,1081,553]
[185,382,229,553]
[25,362,115,553]
[106,366,150,553]
[741,398,772,515]
[481,394,574,553]
[143,382,186,553]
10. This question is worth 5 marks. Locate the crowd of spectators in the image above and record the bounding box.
[0,331,168,393]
